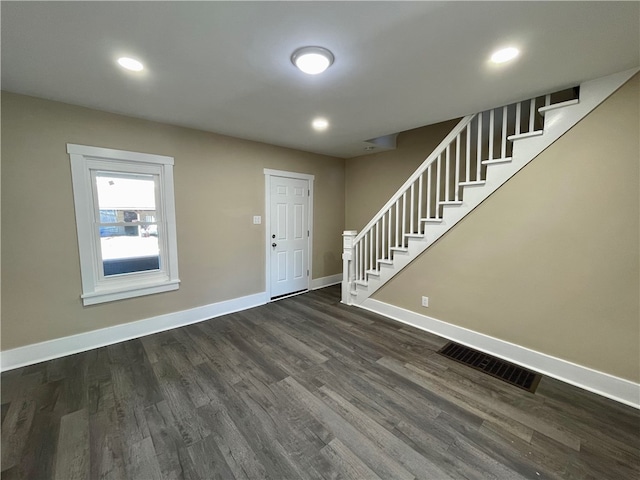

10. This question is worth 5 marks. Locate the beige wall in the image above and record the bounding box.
[373,74,640,382]
[1,92,345,350]
[345,119,460,231]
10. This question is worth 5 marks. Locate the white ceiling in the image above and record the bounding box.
[2,2,638,158]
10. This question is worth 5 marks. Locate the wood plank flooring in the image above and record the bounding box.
[2,285,639,479]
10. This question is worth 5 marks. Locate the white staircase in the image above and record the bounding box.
[342,68,639,306]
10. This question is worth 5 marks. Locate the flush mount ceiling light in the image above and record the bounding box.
[312,117,329,131]
[117,57,144,72]
[291,46,334,75]
[490,47,520,64]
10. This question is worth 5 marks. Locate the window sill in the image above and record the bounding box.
[81,279,180,306]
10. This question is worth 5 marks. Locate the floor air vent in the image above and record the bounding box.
[437,342,542,393]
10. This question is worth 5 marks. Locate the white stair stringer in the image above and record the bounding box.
[347,67,638,305]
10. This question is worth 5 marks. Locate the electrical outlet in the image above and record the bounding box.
[421,296,429,307]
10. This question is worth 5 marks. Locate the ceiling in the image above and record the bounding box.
[2,2,638,158]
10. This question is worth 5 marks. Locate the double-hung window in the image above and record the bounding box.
[68,144,180,305]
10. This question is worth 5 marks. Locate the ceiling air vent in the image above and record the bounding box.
[437,342,542,393]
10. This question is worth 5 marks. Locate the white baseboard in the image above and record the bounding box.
[311,273,342,290]
[0,291,268,372]
[360,298,640,409]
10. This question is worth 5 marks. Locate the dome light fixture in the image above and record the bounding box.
[117,57,144,72]
[291,46,334,75]
[311,117,329,131]
[490,47,520,64]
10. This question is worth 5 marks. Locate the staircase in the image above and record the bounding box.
[342,68,638,306]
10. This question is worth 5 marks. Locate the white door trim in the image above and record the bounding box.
[264,169,314,301]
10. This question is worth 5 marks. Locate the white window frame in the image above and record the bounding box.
[68,144,180,305]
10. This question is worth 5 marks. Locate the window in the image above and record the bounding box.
[68,144,180,305]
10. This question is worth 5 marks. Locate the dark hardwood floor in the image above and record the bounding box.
[2,285,639,479]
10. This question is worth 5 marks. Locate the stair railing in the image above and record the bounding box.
[343,92,562,302]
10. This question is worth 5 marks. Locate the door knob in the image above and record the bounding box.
[272,243,277,248]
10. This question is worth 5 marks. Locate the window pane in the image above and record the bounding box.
[95,173,161,276]
[96,174,157,225]
[100,227,160,276]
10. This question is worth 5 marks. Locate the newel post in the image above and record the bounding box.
[342,230,357,305]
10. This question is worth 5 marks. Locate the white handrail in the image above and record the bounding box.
[353,113,476,244]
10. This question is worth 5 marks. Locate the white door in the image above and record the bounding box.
[269,176,309,298]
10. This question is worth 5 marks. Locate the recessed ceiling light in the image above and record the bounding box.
[490,47,519,64]
[117,57,144,72]
[291,46,334,75]
[312,117,329,131]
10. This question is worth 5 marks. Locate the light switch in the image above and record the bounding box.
[253,215,262,225]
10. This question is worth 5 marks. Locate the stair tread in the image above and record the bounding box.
[508,131,543,141]
[539,98,579,114]
[482,157,512,165]
[390,246,409,252]
[378,259,393,265]
[365,269,380,276]
[405,233,424,238]
[355,280,368,287]
[440,200,463,205]
[459,180,486,186]
[421,218,442,223]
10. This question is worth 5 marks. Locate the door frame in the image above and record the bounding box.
[264,169,315,301]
